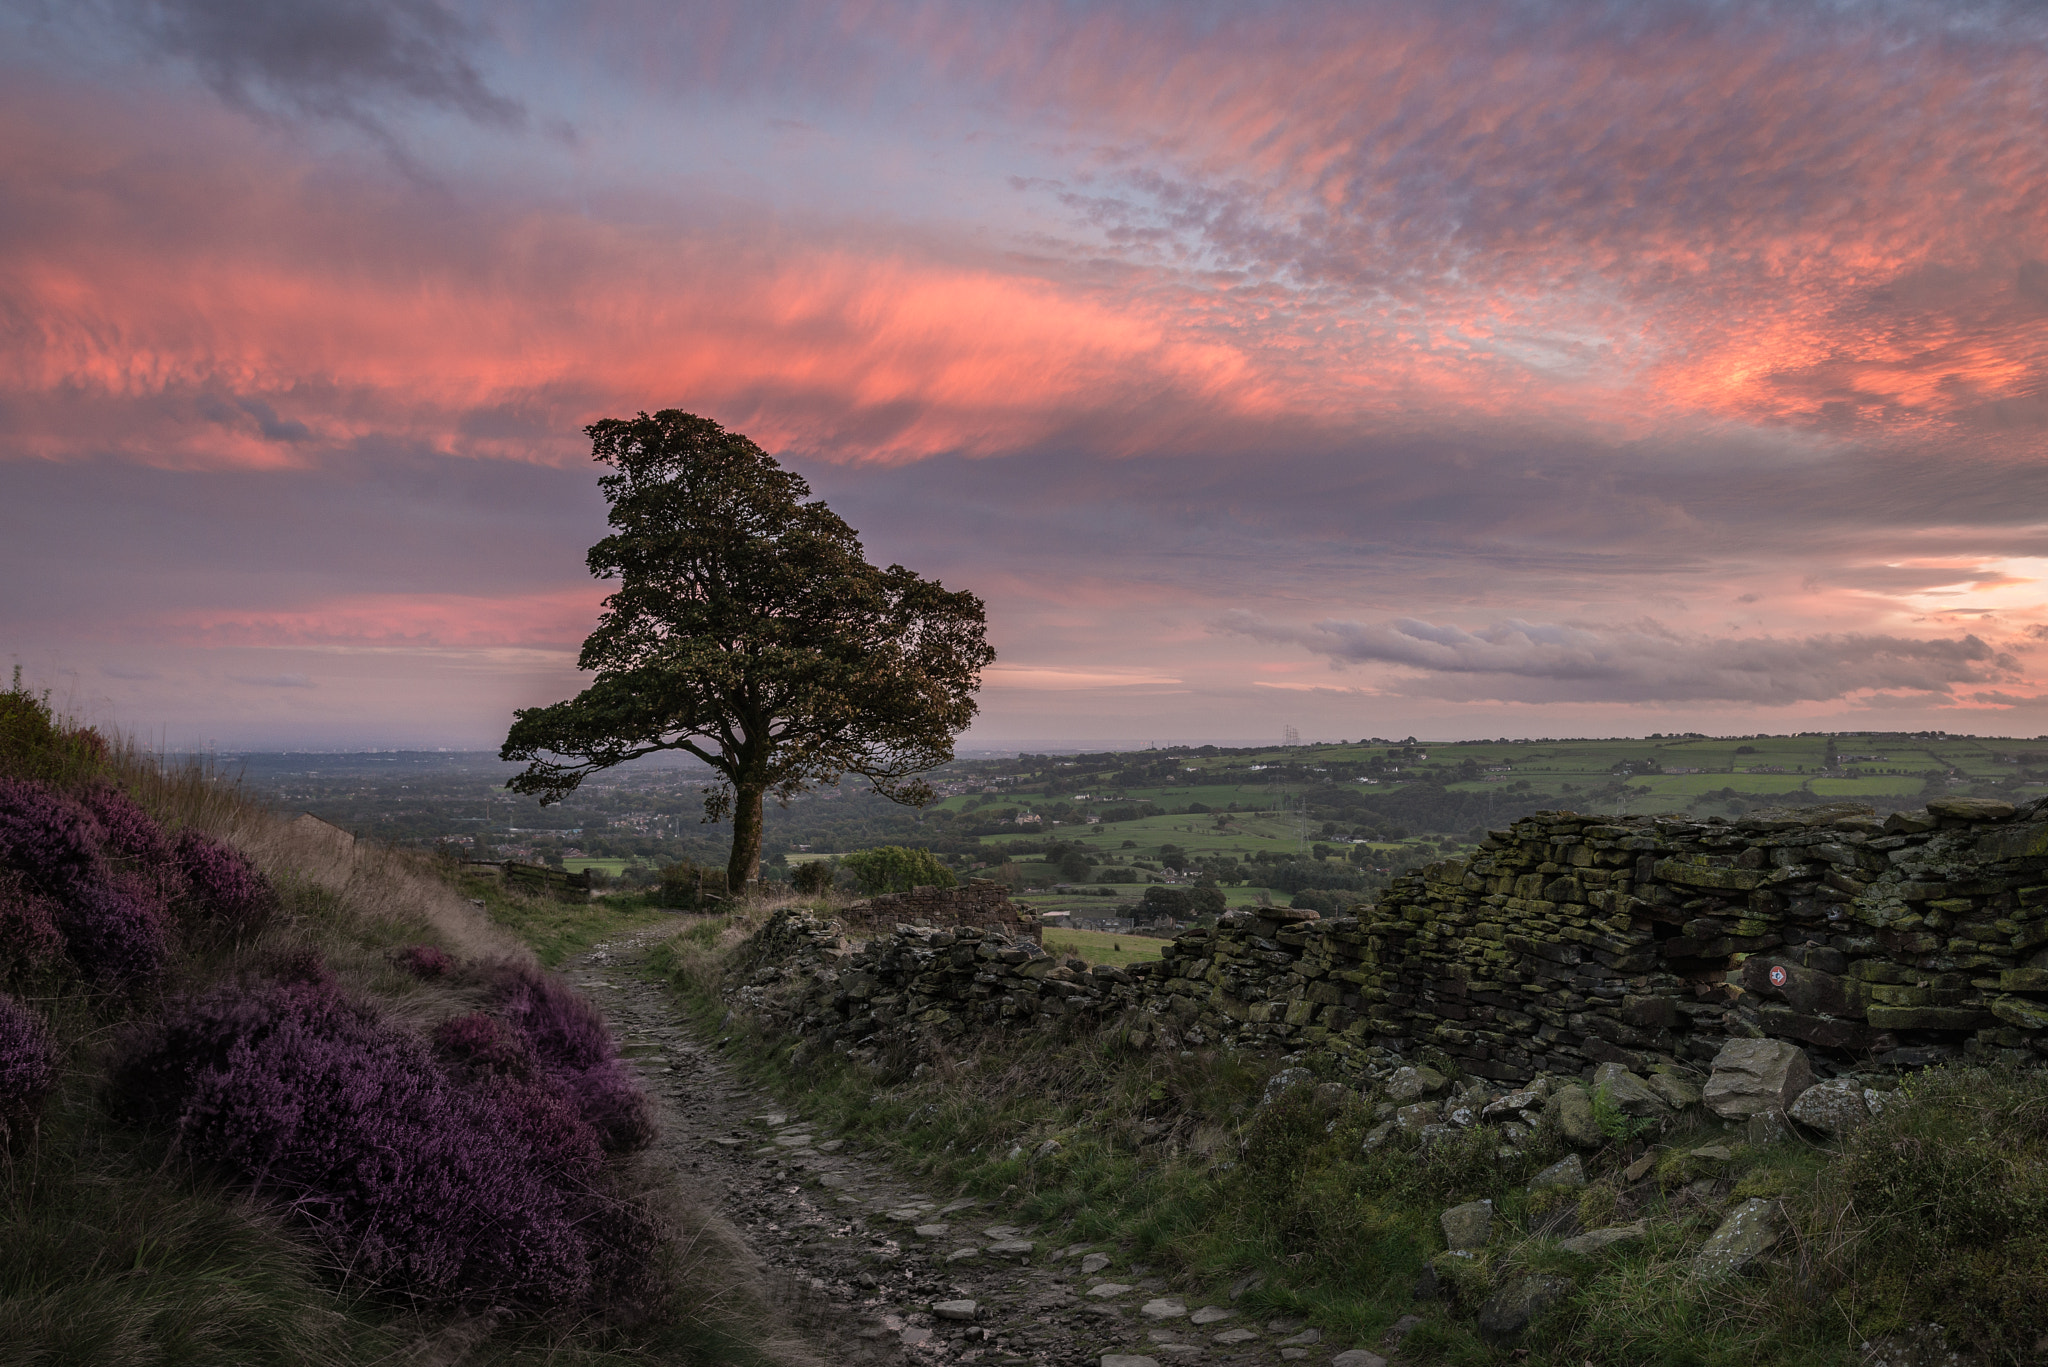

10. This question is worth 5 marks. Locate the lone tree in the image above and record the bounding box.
[500,411,994,889]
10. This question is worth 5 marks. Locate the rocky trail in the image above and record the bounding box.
[565,930,1392,1367]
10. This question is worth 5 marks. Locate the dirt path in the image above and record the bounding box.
[563,930,1353,1367]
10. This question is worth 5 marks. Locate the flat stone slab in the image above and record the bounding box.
[1694,1197,1782,1280]
[1188,1305,1233,1325]
[913,1223,949,1237]
[986,1237,1036,1257]
[1276,1327,1320,1345]
[1331,1352,1388,1367]
[1559,1221,1647,1256]
[1140,1299,1187,1321]
[1101,1356,1160,1367]
[1212,1327,1258,1344]
[1089,1283,1137,1299]
[945,1247,983,1263]
[1082,1252,1113,1275]
[933,1299,978,1321]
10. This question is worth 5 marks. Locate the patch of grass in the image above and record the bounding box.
[1040,927,1168,967]
[459,874,681,966]
[1819,1065,2048,1359]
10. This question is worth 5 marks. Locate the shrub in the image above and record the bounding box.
[841,844,957,895]
[76,782,171,865]
[489,963,614,1072]
[436,1009,532,1074]
[474,1073,605,1176]
[54,871,170,986]
[0,991,59,1146]
[790,859,835,896]
[0,672,107,786]
[1829,1065,2048,1357]
[0,868,64,983]
[175,829,277,938]
[0,777,106,900]
[487,964,654,1154]
[393,942,453,980]
[116,976,655,1311]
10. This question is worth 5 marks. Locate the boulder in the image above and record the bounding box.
[1529,1154,1586,1190]
[1591,1063,1671,1118]
[1702,1039,1814,1119]
[1440,1199,1493,1251]
[1645,1072,1702,1110]
[1787,1078,1870,1136]
[1394,1101,1440,1135]
[1476,1274,1573,1345]
[1550,1084,1602,1147]
[1261,1067,1316,1106]
[1692,1197,1781,1280]
[1384,1065,1448,1103]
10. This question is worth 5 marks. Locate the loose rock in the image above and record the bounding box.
[1530,1154,1587,1190]
[1788,1077,1871,1136]
[1692,1197,1782,1280]
[1440,1198,1494,1251]
[1551,1084,1602,1148]
[1703,1039,1815,1120]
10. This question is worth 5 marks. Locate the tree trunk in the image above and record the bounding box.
[727,780,766,892]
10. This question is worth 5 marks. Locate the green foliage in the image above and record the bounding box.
[463,873,676,966]
[839,844,956,895]
[501,411,994,888]
[1592,1083,1657,1142]
[1827,1066,2048,1357]
[0,668,106,788]
[789,859,835,896]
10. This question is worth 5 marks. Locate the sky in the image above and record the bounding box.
[4,0,2048,751]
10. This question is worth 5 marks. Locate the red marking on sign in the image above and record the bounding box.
[1769,966,1788,987]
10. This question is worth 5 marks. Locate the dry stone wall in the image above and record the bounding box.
[734,797,2048,1081]
[836,879,1038,942]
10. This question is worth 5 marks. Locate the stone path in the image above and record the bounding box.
[565,930,1388,1367]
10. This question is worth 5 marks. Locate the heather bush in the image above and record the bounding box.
[117,976,656,1312]
[435,1009,532,1075]
[489,962,615,1071]
[54,871,171,987]
[487,963,654,1153]
[394,942,453,979]
[563,1058,659,1153]
[0,869,64,983]
[0,992,59,1146]
[0,777,106,900]
[76,781,171,864]
[175,828,277,938]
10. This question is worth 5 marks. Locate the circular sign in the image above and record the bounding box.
[1768,965,1789,987]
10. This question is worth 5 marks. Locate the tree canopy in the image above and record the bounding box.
[500,411,994,888]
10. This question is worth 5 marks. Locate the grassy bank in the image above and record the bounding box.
[0,685,786,1367]
[653,913,2048,1367]
[454,869,682,966]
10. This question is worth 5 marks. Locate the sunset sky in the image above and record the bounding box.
[5,0,2048,750]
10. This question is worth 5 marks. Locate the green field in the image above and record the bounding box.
[560,856,632,876]
[1036,925,1167,968]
